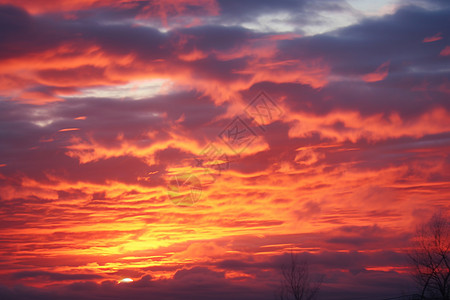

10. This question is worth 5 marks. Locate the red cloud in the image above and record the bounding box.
[422,32,443,43]
[440,45,450,56]
[0,0,134,14]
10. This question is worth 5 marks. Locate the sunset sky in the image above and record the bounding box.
[0,0,449,299]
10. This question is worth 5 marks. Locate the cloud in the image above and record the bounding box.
[0,1,449,300]
[362,61,390,82]
[422,32,443,43]
[12,271,103,281]
[441,45,450,56]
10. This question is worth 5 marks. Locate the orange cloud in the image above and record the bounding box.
[362,61,390,83]
[58,128,80,132]
[287,107,450,142]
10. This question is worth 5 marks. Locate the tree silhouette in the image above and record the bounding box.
[409,212,450,299]
[277,252,322,300]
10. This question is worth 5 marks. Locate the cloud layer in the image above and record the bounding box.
[0,0,449,299]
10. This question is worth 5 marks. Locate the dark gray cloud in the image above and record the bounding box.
[278,5,450,76]
[12,271,103,281]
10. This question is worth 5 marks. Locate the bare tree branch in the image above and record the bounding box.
[277,252,322,300]
[408,212,450,300]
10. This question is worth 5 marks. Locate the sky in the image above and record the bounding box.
[0,0,449,299]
